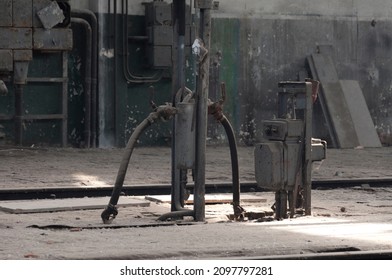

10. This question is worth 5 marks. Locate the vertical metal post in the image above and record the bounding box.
[171,0,187,211]
[194,0,212,222]
[113,0,118,146]
[303,82,313,215]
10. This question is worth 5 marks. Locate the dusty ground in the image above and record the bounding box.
[1,145,391,188]
[0,145,392,259]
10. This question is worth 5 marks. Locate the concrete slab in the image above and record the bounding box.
[340,80,382,148]
[310,53,360,148]
[0,196,150,214]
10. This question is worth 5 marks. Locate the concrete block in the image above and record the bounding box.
[0,50,13,71]
[32,0,52,28]
[13,50,33,61]
[340,80,382,147]
[0,28,32,49]
[36,1,65,29]
[13,0,33,27]
[0,0,12,27]
[309,53,360,148]
[33,28,73,50]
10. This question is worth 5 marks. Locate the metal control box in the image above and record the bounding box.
[254,81,326,219]
[144,1,193,68]
[255,119,304,191]
[254,142,284,190]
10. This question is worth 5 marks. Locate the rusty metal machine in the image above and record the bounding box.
[102,0,224,223]
[102,1,324,224]
[0,0,72,146]
[254,81,326,219]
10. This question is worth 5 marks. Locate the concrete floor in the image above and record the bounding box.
[0,145,392,259]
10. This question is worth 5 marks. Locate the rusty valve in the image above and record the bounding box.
[208,82,226,121]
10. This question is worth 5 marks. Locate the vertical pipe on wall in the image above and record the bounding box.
[71,18,92,148]
[71,9,98,148]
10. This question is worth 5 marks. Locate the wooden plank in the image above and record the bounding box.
[0,196,150,214]
[310,53,360,148]
[340,80,382,147]
[145,194,267,205]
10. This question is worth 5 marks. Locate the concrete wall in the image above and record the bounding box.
[214,0,392,18]
[208,15,392,144]
[84,0,392,18]
[209,0,392,145]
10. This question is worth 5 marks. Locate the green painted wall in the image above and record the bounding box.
[0,52,69,146]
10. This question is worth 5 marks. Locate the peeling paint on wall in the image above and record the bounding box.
[80,0,392,147]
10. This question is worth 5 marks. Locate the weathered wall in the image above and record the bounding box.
[214,0,392,18]
[206,1,392,145]
[66,0,392,147]
[207,15,392,145]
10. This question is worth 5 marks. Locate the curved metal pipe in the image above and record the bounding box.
[71,9,98,148]
[208,81,244,220]
[101,105,177,223]
[101,115,154,223]
[220,115,245,220]
[157,209,194,221]
[71,18,92,148]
